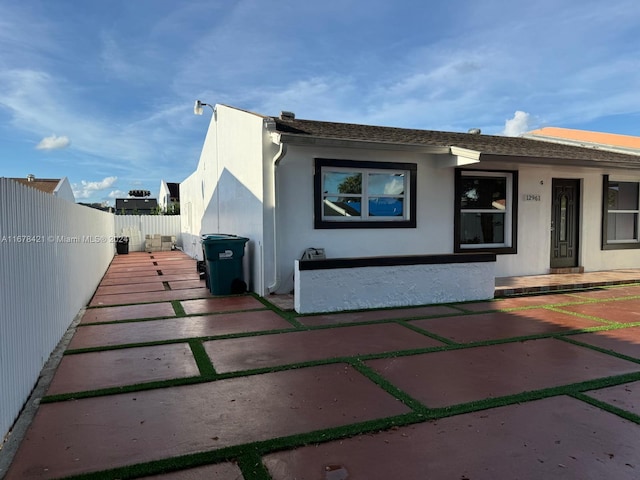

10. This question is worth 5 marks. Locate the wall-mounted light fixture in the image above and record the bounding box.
[194,100,214,115]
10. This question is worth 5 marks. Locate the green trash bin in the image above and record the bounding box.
[201,234,249,295]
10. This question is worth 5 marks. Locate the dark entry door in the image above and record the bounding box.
[550,179,580,268]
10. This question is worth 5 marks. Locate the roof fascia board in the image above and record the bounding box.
[273,132,450,154]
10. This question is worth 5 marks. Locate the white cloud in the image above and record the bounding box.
[502,111,532,137]
[108,189,128,199]
[72,176,118,199]
[35,134,70,150]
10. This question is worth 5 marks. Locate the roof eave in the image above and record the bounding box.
[273,132,450,154]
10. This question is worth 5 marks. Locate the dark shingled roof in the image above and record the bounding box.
[167,182,180,199]
[273,117,640,167]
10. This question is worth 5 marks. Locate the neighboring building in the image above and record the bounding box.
[9,174,75,202]
[78,202,113,212]
[158,180,180,213]
[181,105,640,309]
[115,197,158,215]
[524,127,640,156]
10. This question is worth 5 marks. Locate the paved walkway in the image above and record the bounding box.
[2,252,640,479]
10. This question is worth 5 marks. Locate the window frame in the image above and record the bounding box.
[454,168,518,254]
[601,175,640,250]
[314,158,417,229]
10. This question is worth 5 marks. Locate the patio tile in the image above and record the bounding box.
[107,263,157,270]
[138,463,244,479]
[110,258,155,266]
[264,396,640,480]
[5,364,409,479]
[409,308,605,343]
[569,284,640,300]
[154,261,197,268]
[366,338,640,408]
[90,287,211,306]
[148,252,189,258]
[111,256,153,263]
[557,299,640,324]
[297,305,460,327]
[460,293,583,312]
[70,310,292,349]
[180,296,266,314]
[153,260,197,266]
[168,280,206,290]
[103,270,162,279]
[157,268,197,276]
[204,323,444,374]
[81,302,176,324]
[46,343,199,395]
[107,265,161,272]
[95,282,167,296]
[585,380,640,415]
[100,273,201,286]
[570,326,640,359]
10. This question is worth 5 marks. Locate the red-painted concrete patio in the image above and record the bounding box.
[2,251,640,479]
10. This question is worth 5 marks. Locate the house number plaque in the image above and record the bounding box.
[523,194,541,202]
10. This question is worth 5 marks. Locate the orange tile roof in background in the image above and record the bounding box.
[527,127,640,150]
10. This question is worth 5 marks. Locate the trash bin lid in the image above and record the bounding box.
[201,233,249,243]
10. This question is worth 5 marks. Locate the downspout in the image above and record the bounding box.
[267,140,288,293]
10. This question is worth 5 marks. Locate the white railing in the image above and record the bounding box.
[0,178,115,442]
[114,215,181,252]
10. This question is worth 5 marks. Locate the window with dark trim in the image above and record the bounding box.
[602,175,640,249]
[454,169,518,254]
[314,158,417,229]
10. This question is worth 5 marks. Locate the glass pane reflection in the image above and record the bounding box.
[324,172,361,195]
[368,173,405,195]
[460,212,505,244]
[460,177,506,210]
[369,197,404,217]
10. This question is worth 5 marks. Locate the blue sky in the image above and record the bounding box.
[1,0,639,204]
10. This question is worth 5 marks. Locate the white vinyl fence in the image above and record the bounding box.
[114,215,181,252]
[0,178,115,442]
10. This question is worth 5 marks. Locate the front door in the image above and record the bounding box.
[550,179,580,268]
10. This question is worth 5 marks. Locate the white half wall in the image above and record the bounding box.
[294,255,495,314]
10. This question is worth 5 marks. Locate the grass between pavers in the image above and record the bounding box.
[557,334,640,365]
[45,322,640,403]
[71,308,274,328]
[544,305,623,325]
[50,370,640,480]
[42,288,640,478]
[396,320,459,345]
[189,339,217,376]
[571,391,640,425]
[171,299,185,316]
[250,293,305,328]
[59,317,593,357]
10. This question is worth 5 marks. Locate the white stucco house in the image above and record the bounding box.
[181,105,640,312]
[158,180,180,213]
